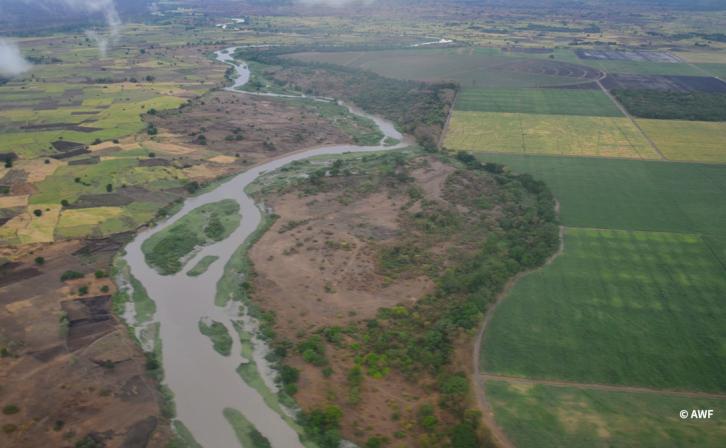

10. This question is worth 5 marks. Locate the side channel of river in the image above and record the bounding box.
[122,47,407,448]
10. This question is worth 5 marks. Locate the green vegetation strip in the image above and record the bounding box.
[142,199,240,275]
[198,319,233,357]
[482,227,726,392]
[486,380,726,448]
[186,255,219,277]
[223,408,272,448]
[456,88,622,117]
[168,420,203,448]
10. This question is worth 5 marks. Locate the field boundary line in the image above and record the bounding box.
[595,78,666,160]
[480,373,726,400]
[468,149,726,166]
[438,89,458,149]
[472,211,565,448]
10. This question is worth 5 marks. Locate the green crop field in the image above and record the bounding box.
[29,158,185,205]
[482,227,726,392]
[444,111,658,159]
[475,154,726,237]
[638,119,726,163]
[455,88,622,116]
[486,381,726,448]
[289,48,597,88]
[0,84,187,159]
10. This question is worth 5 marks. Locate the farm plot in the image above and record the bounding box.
[443,111,657,159]
[485,381,726,448]
[289,48,601,88]
[0,86,185,159]
[473,154,726,237]
[697,63,726,79]
[455,88,621,116]
[29,158,186,205]
[601,74,726,93]
[482,227,726,392]
[577,60,704,76]
[575,49,682,63]
[638,119,726,162]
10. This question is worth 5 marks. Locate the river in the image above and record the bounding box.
[122,47,407,448]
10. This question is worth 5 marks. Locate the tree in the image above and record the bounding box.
[34,256,45,265]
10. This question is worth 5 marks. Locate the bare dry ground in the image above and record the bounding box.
[148,92,357,167]
[0,239,169,448]
[249,156,502,445]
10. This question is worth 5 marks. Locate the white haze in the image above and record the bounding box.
[0,39,31,77]
[23,0,122,57]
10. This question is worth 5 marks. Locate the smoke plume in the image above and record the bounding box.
[0,39,31,77]
[21,0,122,57]
[64,0,121,57]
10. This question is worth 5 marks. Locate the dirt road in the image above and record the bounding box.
[481,373,726,400]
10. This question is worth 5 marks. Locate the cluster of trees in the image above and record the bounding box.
[236,46,457,150]
[262,152,558,446]
[357,152,557,446]
[613,89,726,121]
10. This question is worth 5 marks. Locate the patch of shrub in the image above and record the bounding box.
[2,404,19,415]
[60,270,84,281]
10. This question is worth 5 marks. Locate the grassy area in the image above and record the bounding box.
[638,119,726,163]
[141,199,240,275]
[455,88,622,117]
[113,258,157,324]
[215,213,276,307]
[223,408,272,448]
[186,255,219,277]
[168,420,203,448]
[473,153,726,237]
[444,111,658,159]
[486,380,726,448]
[289,48,596,88]
[482,227,726,392]
[697,63,726,78]
[29,158,184,205]
[198,319,233,357]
